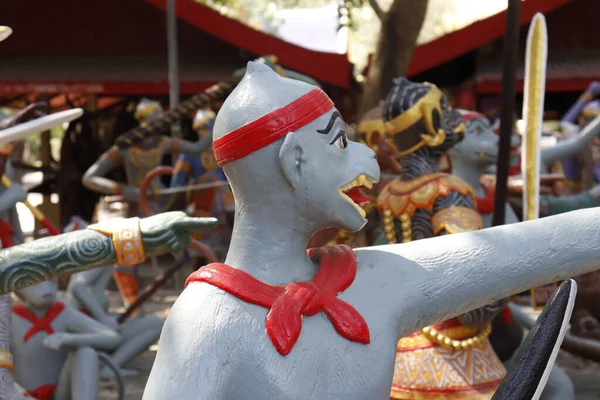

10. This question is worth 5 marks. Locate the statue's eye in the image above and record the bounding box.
[330,129,348,149]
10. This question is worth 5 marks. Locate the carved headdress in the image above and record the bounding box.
[383,78,465,157]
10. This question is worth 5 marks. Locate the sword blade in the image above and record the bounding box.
[522,13,547,222]
[0,109,83,144]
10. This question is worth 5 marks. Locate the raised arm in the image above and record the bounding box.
[542,115,600,167]
[0,212,216,295]
[82,146,125,196]
[356,207,600,339]
[561,82,600,126]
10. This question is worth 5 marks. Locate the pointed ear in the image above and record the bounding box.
[279,131,305,190]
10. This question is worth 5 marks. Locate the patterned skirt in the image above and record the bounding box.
[391,318,506,399]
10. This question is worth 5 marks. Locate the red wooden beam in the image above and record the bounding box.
[476,77,598,94]
[0,81,220,96]
[142,0,352,88]
[407,0,573,76]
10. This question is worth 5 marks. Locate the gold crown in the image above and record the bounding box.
[384,82,464,156]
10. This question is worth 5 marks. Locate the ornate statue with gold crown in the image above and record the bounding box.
[376,78,507,399]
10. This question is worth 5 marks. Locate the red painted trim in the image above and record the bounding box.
[407,0,573,76]
[476,77,600,93]
[142,0,352,88]
[0,81,220,95]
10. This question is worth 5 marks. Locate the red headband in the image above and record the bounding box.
[213,88,334,167]
[460,111,485,121]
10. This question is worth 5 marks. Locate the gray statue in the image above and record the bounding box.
[11,279,119,399]
[63,216,164,378]
[448,110,576,400]
[449,110,600,226]
[143,62,600,399]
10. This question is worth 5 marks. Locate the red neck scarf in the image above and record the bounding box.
[185,245,370,355]
[477,178,496,214]
[13,301,65,343]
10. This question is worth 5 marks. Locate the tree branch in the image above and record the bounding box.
[368,0,385,20]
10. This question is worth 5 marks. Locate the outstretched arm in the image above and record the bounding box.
[167,135,212,156]
[542,115,600,167]
[0,212,216,295]
[357,207,600,339]
[82,146,125,196]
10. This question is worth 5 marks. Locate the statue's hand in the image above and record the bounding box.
[588,81,600,96]
[43,332,74,351]
[140,211,217,255]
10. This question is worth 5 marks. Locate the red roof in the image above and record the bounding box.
[407,0,573,77]
[143,0,352,88]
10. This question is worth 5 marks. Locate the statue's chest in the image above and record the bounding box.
[122,138,167,187]
[377,173,475,242]
[10,312,69,385]
[238,303,399,400]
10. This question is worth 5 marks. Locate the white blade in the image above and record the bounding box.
[521,12,547,221]
[0,108,83,144]
[0,26,12,42]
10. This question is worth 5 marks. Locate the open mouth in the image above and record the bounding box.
[338,175,377,218]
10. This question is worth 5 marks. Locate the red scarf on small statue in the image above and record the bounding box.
[12,301,65,343]
[27,384,57,400]
[185,245,371,355]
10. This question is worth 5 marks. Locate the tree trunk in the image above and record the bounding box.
[359,0,429,117]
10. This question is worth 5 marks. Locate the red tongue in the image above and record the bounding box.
[344,187,371,206]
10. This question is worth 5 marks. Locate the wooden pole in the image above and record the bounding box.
[166,0,181,138]
[492,0,521,226]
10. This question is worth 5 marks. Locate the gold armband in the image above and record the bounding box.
[432,206,482,235]
[88,218,146,267]
[0,350,13,369]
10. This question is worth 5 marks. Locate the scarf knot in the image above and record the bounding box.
[185,245,370,355]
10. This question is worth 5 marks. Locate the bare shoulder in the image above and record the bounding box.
[144,282,256,399]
